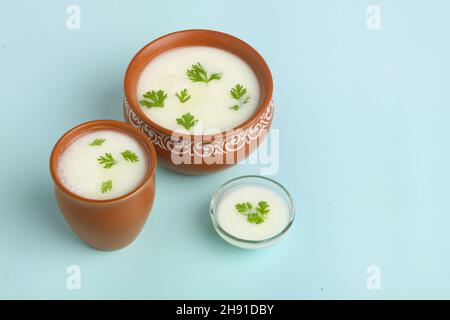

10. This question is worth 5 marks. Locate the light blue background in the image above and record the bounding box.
[1,0,449,299]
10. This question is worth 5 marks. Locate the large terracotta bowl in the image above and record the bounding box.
[123,29,273,175]
[49,120,157,251]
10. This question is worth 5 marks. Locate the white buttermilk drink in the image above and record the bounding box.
[137,46,260,133]
[57,130,147,200]
[216,185,289,241]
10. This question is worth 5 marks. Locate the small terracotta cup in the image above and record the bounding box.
[123,29,274,175]
[49,120,157,251]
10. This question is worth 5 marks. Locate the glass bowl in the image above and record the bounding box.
[210,175,295,249]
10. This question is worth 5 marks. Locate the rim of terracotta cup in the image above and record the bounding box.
[124,29,273,141]
[50,120,157,204]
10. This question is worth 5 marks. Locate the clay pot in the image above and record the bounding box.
[49,120,157,251]
[123,29,273,175]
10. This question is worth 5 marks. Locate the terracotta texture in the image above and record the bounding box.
[123,29,274,175]
[49,120,157,251]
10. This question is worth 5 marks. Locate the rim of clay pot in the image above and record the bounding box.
[124,29,273,141]
[49,120,157,204]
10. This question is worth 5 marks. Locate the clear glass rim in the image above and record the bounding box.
[209,175,296,245]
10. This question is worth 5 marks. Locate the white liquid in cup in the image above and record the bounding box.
[57,130,147,200]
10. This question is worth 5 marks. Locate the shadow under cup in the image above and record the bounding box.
[49,120,157,251]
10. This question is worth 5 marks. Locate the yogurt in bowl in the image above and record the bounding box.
[210,176,295,249]
[137,46,261,133]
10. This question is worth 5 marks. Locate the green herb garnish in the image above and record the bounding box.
[89,138,105,146]
[230,84,250,111]
[187,63,221,83]
[235,202,253,213]
[140,90,168,108]
[97,153,117,169]
[121,150,139,163]
[235,201,270,224]
[176,112,198,130]
[231,83,248,100]
[176,88,191,103]
[101,180,113,193]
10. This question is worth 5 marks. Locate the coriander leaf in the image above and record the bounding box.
[121,150,139,163]
[235,203,247,213]
[230,84,247,100]
[234,200,270,224]
[247,213,265,224]
[229,84,250,111]
[140,90,168,108]
[101,180,113,193]
[176,112,198,130]
[97,153,117,169]
[186,63,221,83]
[208,73,221,82]
[176,88,191,103]
[256,201,270,216]
[89,138,105,146]
[235,202,252,214]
